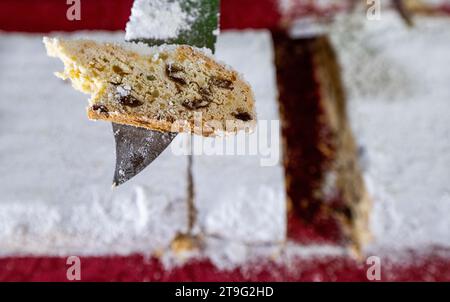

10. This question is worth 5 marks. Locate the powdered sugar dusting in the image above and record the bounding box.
[192,31,286,245]
[161,240,346,271]
[115,85,131,97]
[125,0,199,41]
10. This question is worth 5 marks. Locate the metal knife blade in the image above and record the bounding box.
[112,123,176,187]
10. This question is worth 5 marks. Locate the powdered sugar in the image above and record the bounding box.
[116,85,131,97]
[161,240,346,271]
[125,0,198,41]
[191,31,286,245]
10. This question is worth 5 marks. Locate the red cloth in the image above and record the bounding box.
[0,0,280,32]
[1,248,449,281]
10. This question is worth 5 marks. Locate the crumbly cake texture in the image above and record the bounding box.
[43,38,255,136]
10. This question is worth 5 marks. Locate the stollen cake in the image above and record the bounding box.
[43,38,255,136]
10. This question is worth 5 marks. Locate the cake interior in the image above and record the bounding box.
[43,38,255,135]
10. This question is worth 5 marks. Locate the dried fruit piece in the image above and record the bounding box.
[118,95,143,107]
[182,98,211,110]
[210,76,233,90]
[233,111,252,121]
[166,63,187,85]
[92,104,109,114]
[168,74,187,85]
[197,85,223,105]
[199,86,211,96]
[109,80,122,86]
[112,65,129,76]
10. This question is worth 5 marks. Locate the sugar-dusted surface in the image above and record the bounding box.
[0,32,189,256]
[125,0,198,41]
[330,12,450,253]
[191,31,286,244]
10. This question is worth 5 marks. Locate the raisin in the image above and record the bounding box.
[146,74,156,81]
[166,64,187,85]
[199,86,211,96]
[112,65,128,76]
[166,115,176,123]
[233,111,252,121]
[197,98,211,108]
[169,74,187,85]
[182,98,210,110]
[118,95,143,107]
[168,63,184,73]
[92,104,109,114]
[210,76,233,89]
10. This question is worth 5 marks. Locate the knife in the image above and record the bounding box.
[112,0,219,186]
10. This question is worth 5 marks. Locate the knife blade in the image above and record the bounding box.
[112,123,177,187]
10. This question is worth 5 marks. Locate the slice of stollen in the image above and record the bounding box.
[44,37,256,136]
